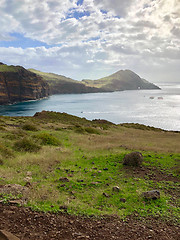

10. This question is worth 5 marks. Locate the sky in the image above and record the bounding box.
[0,0,179,83]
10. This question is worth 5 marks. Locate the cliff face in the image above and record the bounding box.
[0,64,50,105]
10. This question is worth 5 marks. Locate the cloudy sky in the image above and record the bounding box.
[0,0,179,82]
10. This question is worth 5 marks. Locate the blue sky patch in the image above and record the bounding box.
[67,8,90,20]
[0,33,53,49]
[77,0,83,6]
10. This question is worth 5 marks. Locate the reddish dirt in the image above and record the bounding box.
[0,203,179,240]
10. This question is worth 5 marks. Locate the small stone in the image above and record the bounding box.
[120,198,126,203]
[103,192,110,198]
[91,182,99,185]
[142,190,160,200]
[98,170,102,173]
[112,186,120,192]
[59,177,69,182]
[26,171,32,177]
[77,179,84,182]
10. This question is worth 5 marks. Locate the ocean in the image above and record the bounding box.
[0,82,179,131]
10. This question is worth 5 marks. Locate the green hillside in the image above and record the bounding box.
[82,70,160,91]
[0,111,179,221]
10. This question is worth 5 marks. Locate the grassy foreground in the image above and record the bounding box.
[0,111,179,223]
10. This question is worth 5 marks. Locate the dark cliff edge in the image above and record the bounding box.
[0,63,50,105]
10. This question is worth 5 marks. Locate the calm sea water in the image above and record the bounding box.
[0,83,179,131]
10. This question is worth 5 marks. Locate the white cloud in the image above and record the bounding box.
[0,0,179,82]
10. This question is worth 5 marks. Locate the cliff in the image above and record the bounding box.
[0,63,50,105]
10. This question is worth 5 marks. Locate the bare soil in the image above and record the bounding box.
[0,203,179,240]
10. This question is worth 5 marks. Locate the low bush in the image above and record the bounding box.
[35,132,61,146]
[14,138,41,152]
[22,123,38,131]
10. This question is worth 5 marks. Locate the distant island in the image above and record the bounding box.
[0,62,160,105]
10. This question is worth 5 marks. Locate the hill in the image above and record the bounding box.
[29,69,101,94]
[0,111,179,239]
[29,68,160,94]
[0,63,50,105]
[82,69,160,91]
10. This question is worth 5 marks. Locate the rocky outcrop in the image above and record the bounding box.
[0,63,50,105]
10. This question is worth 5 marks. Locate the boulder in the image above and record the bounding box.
[0,230,20,240]
[123,152,143,166]
[142,190,160,200]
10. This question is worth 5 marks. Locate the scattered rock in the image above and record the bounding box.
[0,184,27,197]
[120,198,126,203]
[103,192,110,198]
[112,186,120,192]
[77,180,84,182]
[26,171,32,177]
[24,177,32,182]
[0,230,20,240]
[123,152,143,166]
[142,190,160,200]
[90,182,99,185]
[59,177,69,182]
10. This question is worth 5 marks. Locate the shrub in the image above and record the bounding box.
[84,127,100,134]
[22,123,38,131]
[35,132,61,146]
[0,143,14,157]
[14,138,41,152]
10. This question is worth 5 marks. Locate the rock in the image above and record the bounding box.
[0,230,20,240]
[26,171,32,177]
[142,190,160,200]
[123,152,143,166]
[59,177,69,182]
[91,182,99,185]
[120,198,126,203]
[77,180,84,182]
[112,186,120,192]
[24,177,32,182]
[103,192,110,198]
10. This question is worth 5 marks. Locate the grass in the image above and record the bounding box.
[0,64,22,72]
[0,111,179,223]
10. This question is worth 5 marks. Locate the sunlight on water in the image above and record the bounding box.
[0,83,179,131]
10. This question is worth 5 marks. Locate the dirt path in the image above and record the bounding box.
[0,203,179,240]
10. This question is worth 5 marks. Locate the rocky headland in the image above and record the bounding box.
[0,63,50,105]
[0,62,160,105]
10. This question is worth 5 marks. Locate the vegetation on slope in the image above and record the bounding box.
[82,70,160,91]
[29,68,160,94]
[0,111,179,223]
